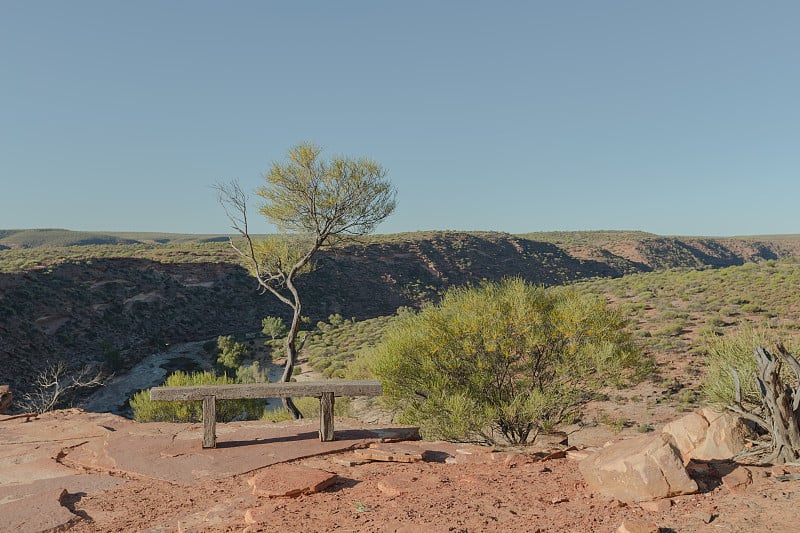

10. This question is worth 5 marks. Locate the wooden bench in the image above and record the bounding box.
[149,380,382,448]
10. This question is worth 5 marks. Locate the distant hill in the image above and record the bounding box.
[2,229,800,403]
[0,229,232,249]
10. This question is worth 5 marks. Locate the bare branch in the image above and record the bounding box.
[725,402,769,431]
[20,362,105,414]
[216,181,294,306]
[213,180,250,236]
[729,365,742,405]
[776,343,800,412]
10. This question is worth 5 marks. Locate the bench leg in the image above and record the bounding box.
[319,392,335,442]
[203,396,217,448]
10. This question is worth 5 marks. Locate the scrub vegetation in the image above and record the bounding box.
[369,278,647,444]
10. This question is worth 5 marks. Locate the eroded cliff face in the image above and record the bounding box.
[0,259,265,396]
[0,231,794,400]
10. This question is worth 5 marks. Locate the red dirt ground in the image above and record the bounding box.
[66,440,800,533]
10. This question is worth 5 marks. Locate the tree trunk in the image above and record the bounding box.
[280,290,303,419]
[754,346,800,464]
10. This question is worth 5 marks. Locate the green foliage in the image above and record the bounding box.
[702,325,788,409]
[741,303,764,314]
[130,371,264,422]
[235,361,269,383]
[328,313,345,327]
[572,259,800,359]
[597,410,631,433]
[215,144,396,420]
[370,278,646,445]
[245,234,315,282]
[258,142,396,240]
[216,335,249,370]
[261,396,351,422]
[301,315,397,379]
[261,316,288,339]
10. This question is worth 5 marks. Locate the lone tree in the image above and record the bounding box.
[216,143,396,418]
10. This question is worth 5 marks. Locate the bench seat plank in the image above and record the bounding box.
[150,380,382,401]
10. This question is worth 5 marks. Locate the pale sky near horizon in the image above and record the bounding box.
[2,1,799,237]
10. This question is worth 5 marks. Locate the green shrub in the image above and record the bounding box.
[656,322,685,337]
[217,335,249,370]
[261,316,288,339]
[328,313,345,327]
[236,361,268,383]
[741,303,764,314]
[262,396,351,422]
[130,371,264,422]
[597,411,630,433]
[707,316,727,328]
[371,278,648,445]
[702,325,787,408]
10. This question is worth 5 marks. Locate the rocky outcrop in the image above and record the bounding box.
[248,465,338,498]
[662,407,756,462]
[721,465,753,494]
[579,433,698,503]
[354,442,426,463]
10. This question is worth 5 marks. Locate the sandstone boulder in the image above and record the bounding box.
[662,407,756,462]
[579,433,698,503]
[0,385,12,414]
[249,465,338,498]
[721,465,752,494]
[354,442,425,463]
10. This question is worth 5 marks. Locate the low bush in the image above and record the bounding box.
[371,278,648,445]
[217,335,249,371]
[702,325,781,408]
[261,396,351,422]
[130,371,264,422]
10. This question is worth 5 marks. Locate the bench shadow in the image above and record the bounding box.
[216,431,319,448]
[215,428,380,449]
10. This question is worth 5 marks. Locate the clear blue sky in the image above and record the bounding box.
[2,1,799,236]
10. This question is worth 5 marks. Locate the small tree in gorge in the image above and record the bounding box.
[216,143,396,418]
[261,316,288,339]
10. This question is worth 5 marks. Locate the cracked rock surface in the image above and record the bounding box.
[3,409,800,532]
